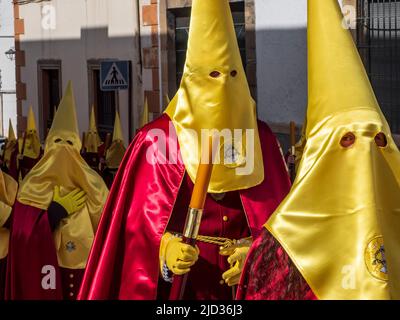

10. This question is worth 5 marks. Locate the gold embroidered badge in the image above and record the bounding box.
[221,140,246,169]
[365,236,388,281]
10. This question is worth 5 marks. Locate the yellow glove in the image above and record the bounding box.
[159,232,199,276]
[220,238,252,287]
[53,186,87,215]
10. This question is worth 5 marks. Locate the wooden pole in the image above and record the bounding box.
[169,136,214,300]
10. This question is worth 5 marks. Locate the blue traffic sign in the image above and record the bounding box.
[100,60,130,91]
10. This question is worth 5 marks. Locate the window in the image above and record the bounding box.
[167,1,247,95]
[357,0,400,133]
[88,61,116,139]
[38,60,61,139]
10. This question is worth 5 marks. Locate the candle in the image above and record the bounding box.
[189,135,214,209]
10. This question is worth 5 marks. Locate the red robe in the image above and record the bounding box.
[5,202,84,300]
[5,202,62,300]
[236,228,317,300]
[157,174,250,300]
[78,114,290,300]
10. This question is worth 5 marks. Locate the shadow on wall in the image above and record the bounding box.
[18,27,140,142]
[256,28,308,153]
[257,25,400,152]
[18,26,310,152]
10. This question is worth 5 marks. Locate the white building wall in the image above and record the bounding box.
[0,0,17,137]
[255,0,347,131]
[255,0,308,130]
[19,0,140,142]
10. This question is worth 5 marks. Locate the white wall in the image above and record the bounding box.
[255,0,308,129]
[0,0,17,137]
[19,0,140,142]
[255,0,348,132]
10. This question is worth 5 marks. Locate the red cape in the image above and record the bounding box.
[5,201,63,300]
[236,228,317,300]
[78,114,290,300]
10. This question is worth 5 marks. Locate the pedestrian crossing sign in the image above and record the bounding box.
[100,61,130,91]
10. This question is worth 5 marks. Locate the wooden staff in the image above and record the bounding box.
[169,136,215,300]
[289,121,296,183]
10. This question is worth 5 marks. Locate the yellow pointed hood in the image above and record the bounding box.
[19,106,41,159]
[3,120,17,169]
[89,106,97,132]
[112,111,124,143]
[46,81,81,151]
[27,106,38,132]
[84,105,102,153]
[8,119,16,142]
[18,81,109,269]
[0,170,17,259]
[0,170,17,219]
[139,98,149,128]
[306,0,385,136]
[165,0,263,193]
[106,111,126,169]
[266,0,400,300]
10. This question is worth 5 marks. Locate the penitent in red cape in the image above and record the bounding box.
[78,114,290,300]
[6,202,64,300]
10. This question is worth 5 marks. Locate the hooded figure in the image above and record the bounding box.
[18,106,42,179]
[84,106,103,154]
[78,0,290,300]
[138,97,149,130]
[1,120,18,180]
[6,82,109,300]
[81,106,104,173]
[0,170,17,300]
[103,111,126,188]
[238,0,400,300]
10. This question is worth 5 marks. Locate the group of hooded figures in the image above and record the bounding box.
[0,80,126,300]
[1,96,126,189]
[1,0,400,300]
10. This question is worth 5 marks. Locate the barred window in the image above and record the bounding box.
[357,0,400,133]
[87,61,116,139]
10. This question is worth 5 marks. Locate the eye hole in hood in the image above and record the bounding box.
[375,132,387,148]
[53,138,74,147]
[209,71,221,78]
[340,132,356,148]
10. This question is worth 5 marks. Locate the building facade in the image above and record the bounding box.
[9,0,400,150]
[0,0,17,137]
[140,0,400,149]
[13,0,141,142]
